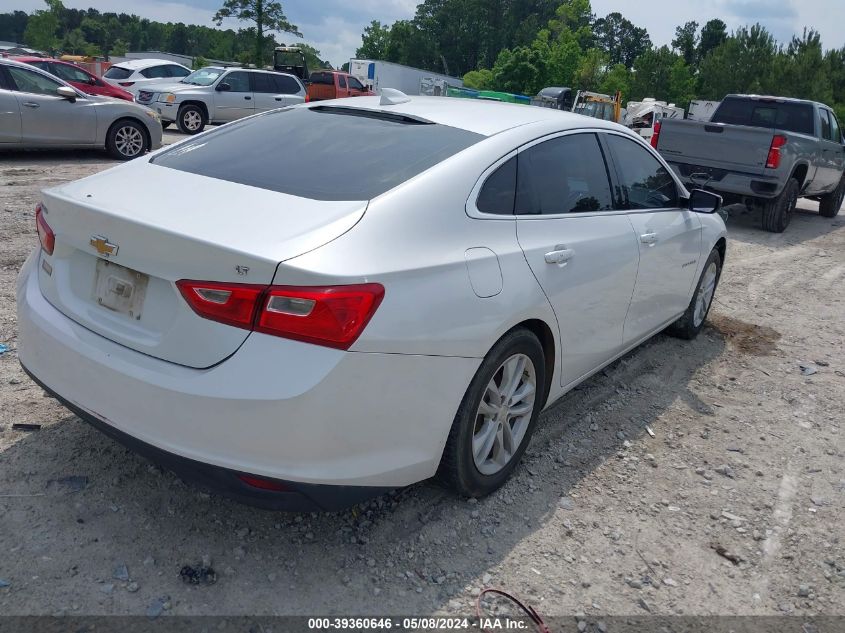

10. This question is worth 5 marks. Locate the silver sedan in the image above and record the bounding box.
[0,58,162,160]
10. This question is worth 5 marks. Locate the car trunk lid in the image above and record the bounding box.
[37,161,366,368]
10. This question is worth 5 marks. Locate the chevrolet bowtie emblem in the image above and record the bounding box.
[90,235,118,257]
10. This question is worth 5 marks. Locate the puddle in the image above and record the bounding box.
[708,314,781,356]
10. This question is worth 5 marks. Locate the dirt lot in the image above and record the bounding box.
[0,140,843,619]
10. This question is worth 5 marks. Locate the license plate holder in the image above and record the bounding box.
[93,259,149,320]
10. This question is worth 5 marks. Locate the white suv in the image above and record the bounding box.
[136,66,307,134]
[102,59,191,94]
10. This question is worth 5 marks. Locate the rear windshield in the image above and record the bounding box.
[711,97,815,135]
[103,66,132,79]
[309,72,334,85]
[151,106,484,201]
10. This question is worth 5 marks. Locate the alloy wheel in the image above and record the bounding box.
[183,110,202,131]
[472,353,537,475]
[693,261,718,327]
[114,125,144,158]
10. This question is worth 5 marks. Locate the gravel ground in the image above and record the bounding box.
[0,138,843,618]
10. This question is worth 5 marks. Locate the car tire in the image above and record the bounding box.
[762,177,799,233]
[106,119,149,160]
[437,328,546,498]
[666,248,722,340]
[161,121,171,130]
[819,176,845,218]
[177,104,206,135]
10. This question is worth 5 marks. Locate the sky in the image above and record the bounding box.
[11,0,845,68]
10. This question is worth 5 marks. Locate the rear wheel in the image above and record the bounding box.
[177,104,206,135]
[819,176,845,218]
[106,119,149,160]
[762,178,799,233]
[437,328,545,498]
[161,121,171,130]
[667,248,722,340]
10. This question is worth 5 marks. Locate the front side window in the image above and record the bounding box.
[605,135,679,210]
[820,109,832,141]
[53,63,92,84]
[348,76,365,91]
[167,65,190,77]
[223,71,250,92]
[477,157,516,215]
[515,133,614,215]
[7,66,63,96]
[829,111,842,143]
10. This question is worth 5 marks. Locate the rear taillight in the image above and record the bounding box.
[176,281,384,350]
[304,93,310,103]
[237,474,290,491]
[35,203,55,255]
[118,81,135,87]
[766,134,788,169]
[650,120,661,149]
[176,281,265,330]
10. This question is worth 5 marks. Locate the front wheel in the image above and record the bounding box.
[177,104,206,135]
[667,248,722,340]
[437,328,545,498]
[106,119,149,160]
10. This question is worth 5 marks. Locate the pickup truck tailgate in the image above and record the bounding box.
[658,119,774,175]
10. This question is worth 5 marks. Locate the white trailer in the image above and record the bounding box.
[348,59,463,96]
[624,98,685,143]
[687,100,721,122]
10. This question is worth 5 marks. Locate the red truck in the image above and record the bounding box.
[307,70,374,102]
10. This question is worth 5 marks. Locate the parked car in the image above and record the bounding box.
[17,94,726,510]
[135,66,306,134]
[14,56,134,101]
[656,94,845,231]
[0,58,162,159]
[307,70,373,101]
[102,58,191,93]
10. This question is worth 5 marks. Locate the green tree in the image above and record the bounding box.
[23,0,60,51]
[213,0,300,66]
[575,47,606,90]
[776,29,832,103]
[593,12,650,68]
[629,45,678,101]
[492,46,547,94]
[531,26,581,87]
[599,62,630,97]
[462,68,494,89]
[667,57,697,109]
[111,37,128,56]
[698,18,727,60]
[698,24,777,99]
[672,21,699,67]
[356,20,389,59]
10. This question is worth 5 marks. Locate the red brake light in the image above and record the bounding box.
[650,120,661,149]
[176,281,384,350]
[766,134,788,169]
[256,284,384,350]
[176,280,265,330]
[35,203,55,255]
[237,474,290,491]
[304,93,310,103]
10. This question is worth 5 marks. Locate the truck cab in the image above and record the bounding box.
[273,47,308,83]
[306,71,373,102]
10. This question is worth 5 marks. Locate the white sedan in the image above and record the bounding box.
[17,94,726,510]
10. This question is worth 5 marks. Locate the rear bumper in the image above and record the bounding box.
[16,250,479,498]
[667,161,784,199]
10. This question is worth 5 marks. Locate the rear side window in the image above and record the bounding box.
[820,109,832,140]
[151,106,483,201]
[712,98,814,135]
[273,75,300,94]
[104,66,132,79]
[605,135,678,210]
[338,75,347,89]
[310,72,333,85]
[516,133,614,214]
[140,65,169,79]
[252,73,276,93]
[477,157,516,215]
[830,111,842,143]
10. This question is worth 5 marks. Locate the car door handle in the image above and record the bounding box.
[275,97,283,101]
[640,232,658,245]
[244,96,252,100]
[23,101,40,108]
[544,247,575,265]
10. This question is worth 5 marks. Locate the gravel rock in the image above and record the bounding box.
[558,497,575,511]
[112,563,129,582]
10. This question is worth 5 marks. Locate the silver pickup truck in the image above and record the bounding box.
[655,95,845,232]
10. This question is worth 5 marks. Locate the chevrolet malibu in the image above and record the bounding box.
[17,94,727,510]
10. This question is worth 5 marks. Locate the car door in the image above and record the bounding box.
[602,132,703,344]
[0,68,22,143]
[514,131,641,386]
[819,108,845,190]
[347,75,368,96]
[49,62,101,97]
[213,70,254,122]
[250,72,289,111]
[5,65,97,145]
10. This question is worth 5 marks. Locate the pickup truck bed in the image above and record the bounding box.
[656,95,845,232]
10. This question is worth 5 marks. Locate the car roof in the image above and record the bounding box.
[112,58,188,70]
[315,95,623,137]
[726,94,825,107]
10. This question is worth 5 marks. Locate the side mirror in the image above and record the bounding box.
[56,86,77,102]
[216,82,231,92]
[688,188,722,214]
